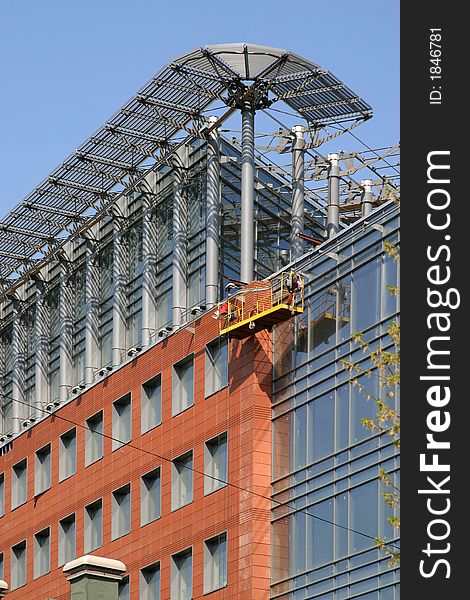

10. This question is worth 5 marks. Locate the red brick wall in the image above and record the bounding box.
[0,314,272,599]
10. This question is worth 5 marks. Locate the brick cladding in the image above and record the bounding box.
[0,312,273,599]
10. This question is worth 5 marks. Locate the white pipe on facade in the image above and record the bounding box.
[205,116,221,308]
[84,239,100,386]
[172,146,188,327]
[141,188,158,348]
[34,280,49,411]
[59,264,73,403]
[11,299,25,433]
[112,218,127,367]
[291,125,305,261]
[240,102,255,283]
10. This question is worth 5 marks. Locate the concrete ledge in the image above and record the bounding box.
[63,554,126,581]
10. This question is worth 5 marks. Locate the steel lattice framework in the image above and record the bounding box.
[0,43,372,287]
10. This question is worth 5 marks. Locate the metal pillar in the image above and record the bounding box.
[34,279,49,411]
[59,264,73,403]
[206,116,221,308]
[240,101,255,283]
[11,299,25,433]
[112,219,127,366]
[172,146,188,327]
[291,125,305,261]
[327,153,340,238]
[142,188,158,348]
[361,179,374,216]
[85,239,100,386]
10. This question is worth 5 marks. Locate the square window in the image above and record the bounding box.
[113,393,132,450]
[172,356,194,416]
[12,459,27,509]
[142,375,162,434]
[204,532,228,594]
[204,432,228,495]
[59,429,76,481]
[171,548,192,600]
[10,540,26,590]
[34,527,50,579]
[35,444,51,495]
[141,468,161,526]
[140,562,160,600]
[171,451,193,511]
[85,411,103,466]
[205,339,228,397]
[112,484,131,540]
[58,514,76,567]
[118,575,130,600]
[84,499,102,553]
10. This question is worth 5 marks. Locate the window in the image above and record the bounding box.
[141,375,162,433]
[34,527,50,579]
[352,257,381,332]
[171,451,193,511]
[205,339,228,397]
[12,459,27,509]
[112,484,131,540]
[172,356,194,416]
[119,575,130,600]
[85,411,103,466]
[171,548,192,600]
[204,432,228,495]
[204,533,227,594]
[141,468,161,526]
[84,499,102,553]
[58,514,76,566]
[59,428,76,481]
[113,393,132,450]
[11,540,26,590]
[140,562,160,600]
[0,552,3,580]
[35,444,51,495]
[0,473,4,517]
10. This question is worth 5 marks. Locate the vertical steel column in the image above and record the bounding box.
[172,146,188,327]
[34,279,49,411]
[85,239,100,385]
[11,298,25,433]
[240,101,255,283]
[142,188,158,348]
[59,264,73,403]
[291,125,305,261]
[112,218,127,366]
[327,153,340,238]
[205,116,221,308]
[0,323,4,434]
[361,179,374,216]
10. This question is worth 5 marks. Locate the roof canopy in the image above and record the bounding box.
[0,43,372,286]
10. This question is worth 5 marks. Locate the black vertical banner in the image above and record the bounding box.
[401,3,464,598]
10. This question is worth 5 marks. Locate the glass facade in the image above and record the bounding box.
[272,202,400,600]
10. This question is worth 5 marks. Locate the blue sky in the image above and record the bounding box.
[0,0,399,218]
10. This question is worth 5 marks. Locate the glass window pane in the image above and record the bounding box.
[352,258,381,333]
[350,481,378,553]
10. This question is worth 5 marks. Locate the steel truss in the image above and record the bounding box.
[1,43,372,291]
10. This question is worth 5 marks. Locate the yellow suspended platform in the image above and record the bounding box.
[217,271,304,339]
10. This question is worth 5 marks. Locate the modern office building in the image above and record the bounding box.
[0,44,399,599]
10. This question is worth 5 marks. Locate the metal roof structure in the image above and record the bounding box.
[0,43,372,288]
